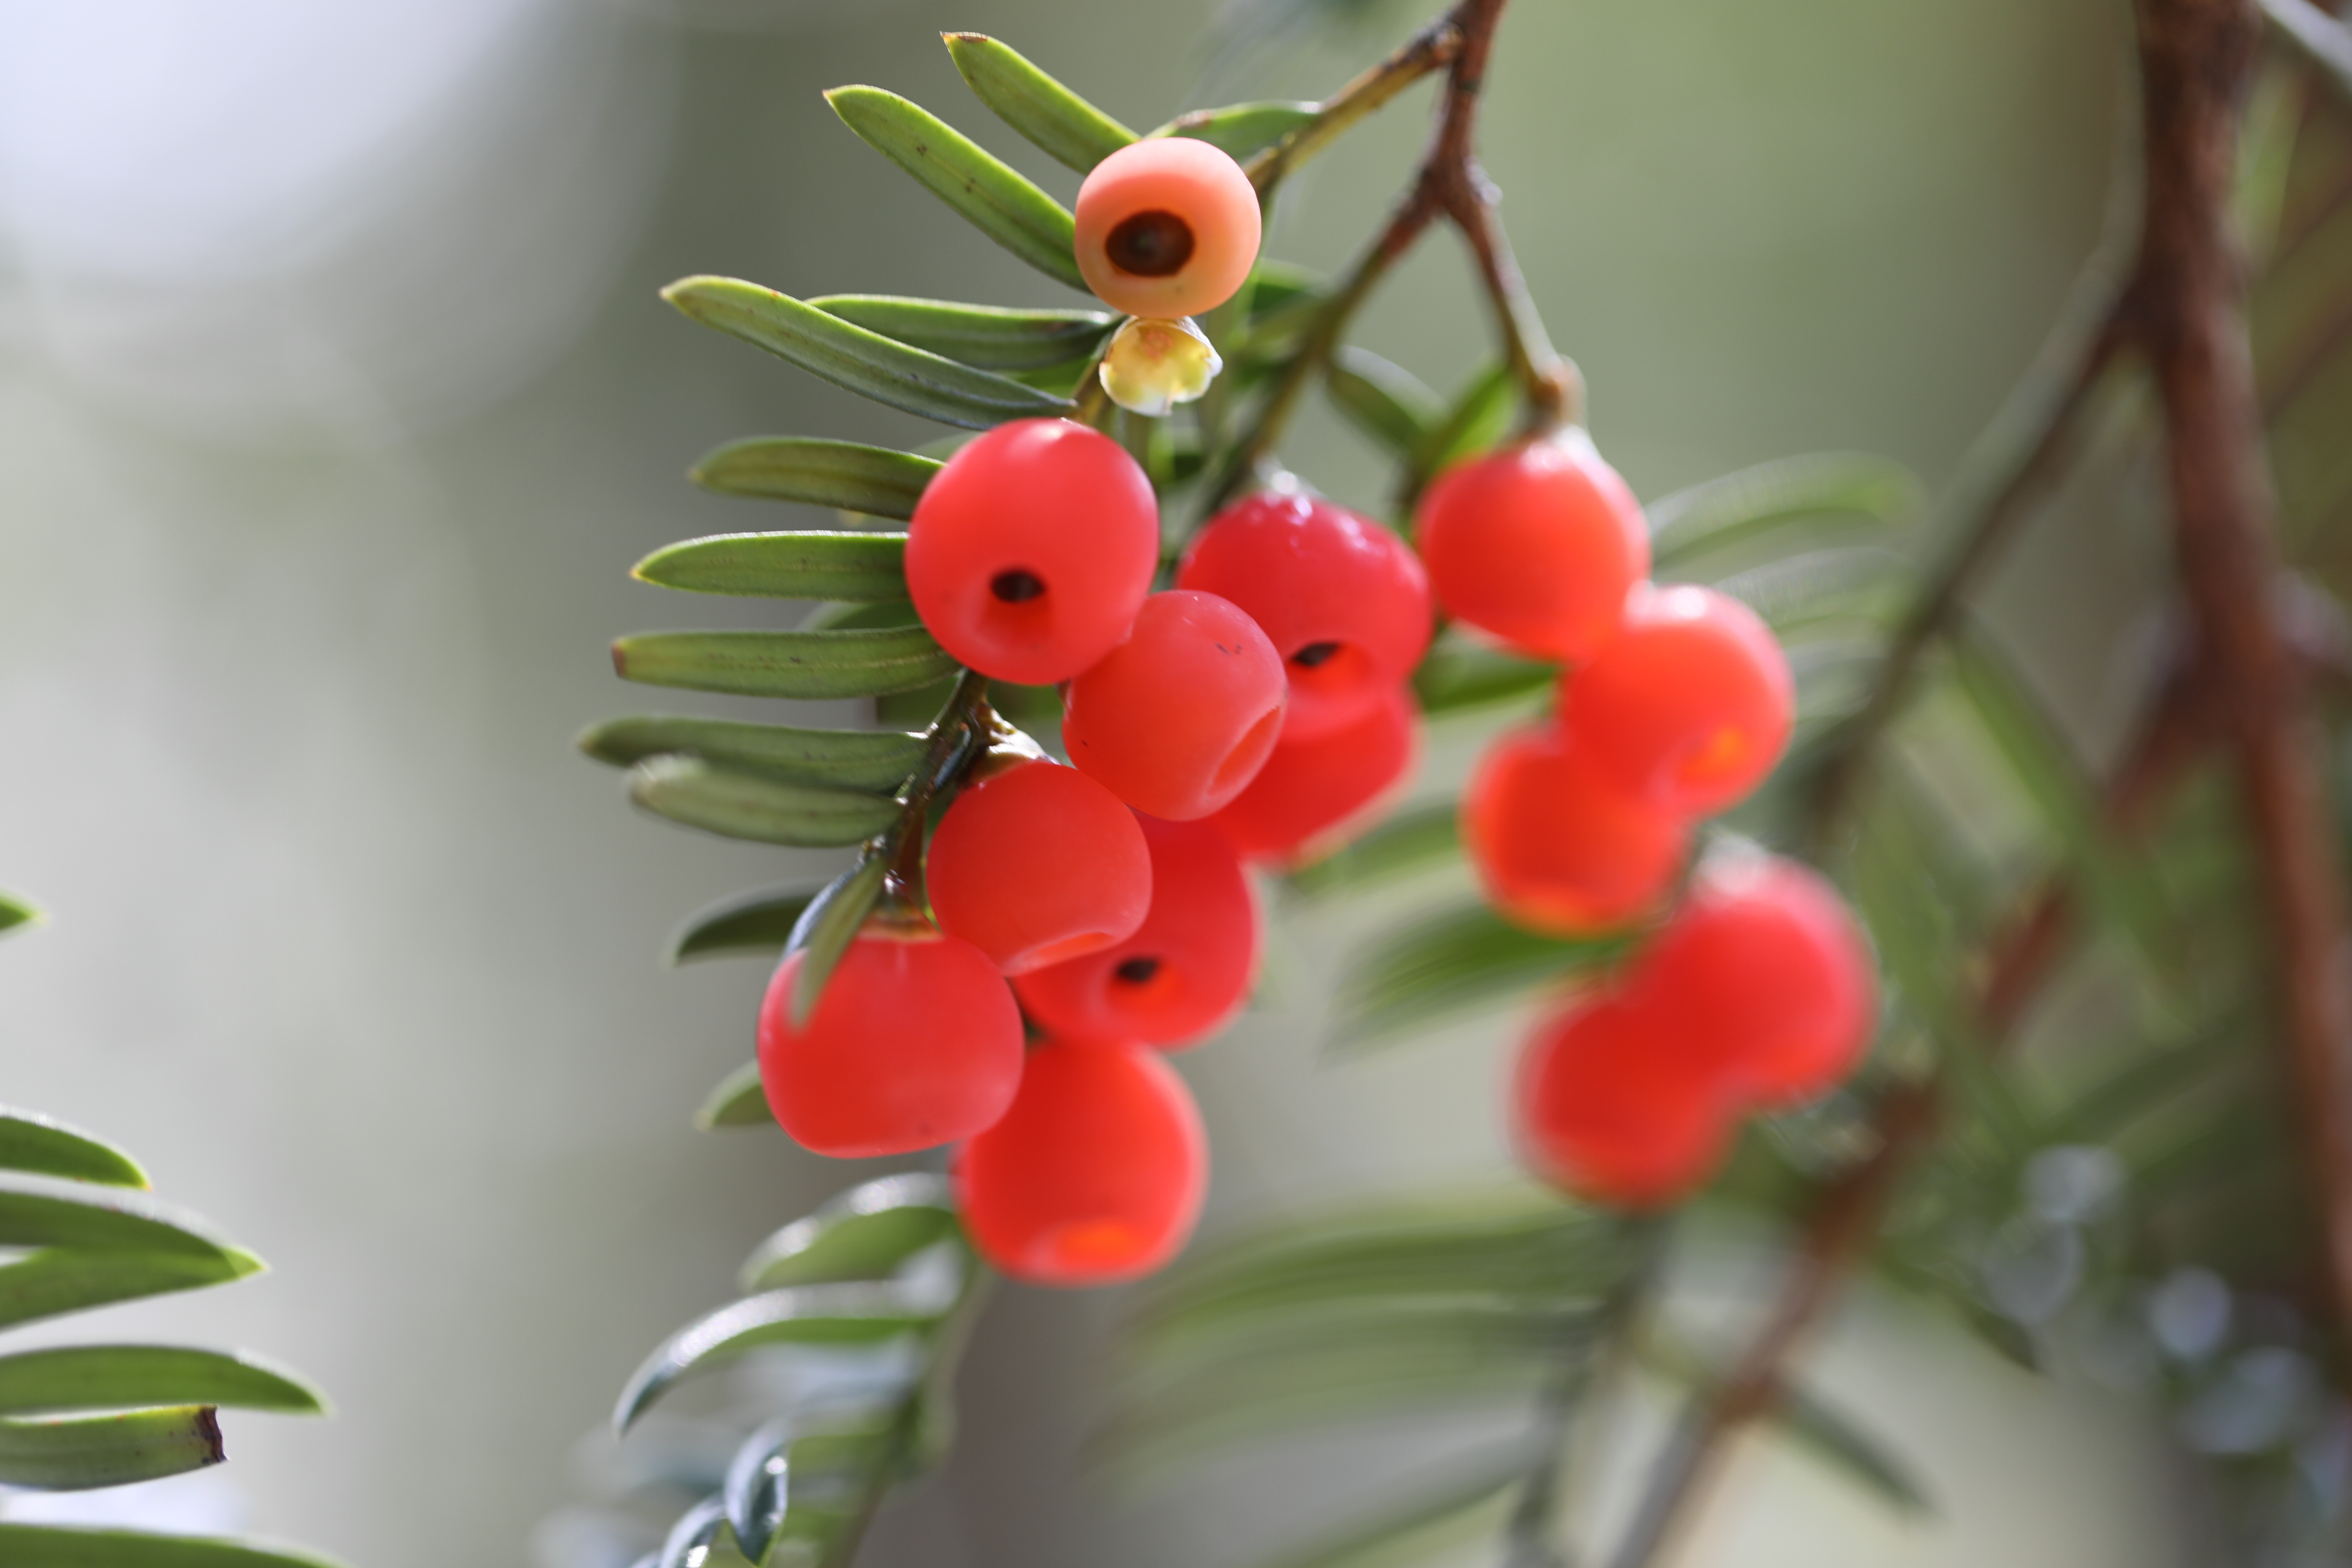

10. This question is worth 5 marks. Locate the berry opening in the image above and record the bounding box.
[1289,640,1343,668]
[1105,210,1196,277]
[991,569,1046,603]
[1210,707,1285,794]
[1114,955,1163,985]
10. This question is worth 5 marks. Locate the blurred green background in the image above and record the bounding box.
[0,0,2178,1563]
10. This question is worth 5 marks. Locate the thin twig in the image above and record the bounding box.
[1241,18,1465,195]
[2135,0,2352,1340]
[1605,655,2221,1568]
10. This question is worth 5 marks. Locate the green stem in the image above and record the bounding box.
[883,668,992,901]
[1245,14,1466,196]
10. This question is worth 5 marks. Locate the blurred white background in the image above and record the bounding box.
[0,1,2186,1564]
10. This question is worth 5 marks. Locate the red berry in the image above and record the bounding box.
[757,920,1025,1158]
[1212,683,1418,868]
[1073,137,1261,321]
[1063,589,1287,822]
[1513,994,1734,1209]
[1177,491,1433,740]
[927,759,1153,974]
[1014,815,1257,1049]
[1564,583,1793,816]
[1630,854,1875,1107]
[1414,430,1651,664]
[1463,723,1690,936]
[904,419,1160,685]
[955,1037,1208,1286]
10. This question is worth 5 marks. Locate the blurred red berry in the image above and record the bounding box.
[927,759,1153,974]
[1513,994,1735,1208]
[1212,682,1418,868]
[757,920,1026,1158]
[955,1036,1208,1287]
[1014,815,1257,1049]
[1464,722,1689,936]
[904,418,1160,685]
[1073,137,1261,321]
[1414,430,1650,664]
[1063,589,1287,821]
[1177,491,1432,740]
[1564,583,1793,816]
[1630,853,1876,1107]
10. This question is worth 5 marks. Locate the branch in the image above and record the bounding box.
[2261,0,2352,102]
[1242,17,1464,195]
[1605,655,2221,1568]
[2135,0,2352,1341]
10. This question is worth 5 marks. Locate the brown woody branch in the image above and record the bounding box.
[1614,0,2352,1556]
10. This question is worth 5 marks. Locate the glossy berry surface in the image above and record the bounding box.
[1513,995,1733,1208]
[1177,490,1433,740]
[927,759,1153,974]
[955,1037,1208,1287]
[1063,589,1287,822]
[1564,583,1793,817]
[1073,136,1262,321]
[904,418,1160,685]
[1631,854,1875,1107]
[1212,682,1418,868]
[757,922,1026,1158]
[1414,430,1651,664]
[1014,815,1257,1049]
[1463,722,1689,936]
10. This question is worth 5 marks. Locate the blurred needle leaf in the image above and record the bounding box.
[668,883,825,965]
[788,853,892,1029]
[627,757,901,849]
[695,1063,774,1131]
[0,1526,349,1568]
[610,626,958,701]
[580,718,925,794]
[0,1348,323,1418]
[0,1111,148,1190]
[0,1406,225,1492]
[740,1172,960,1292]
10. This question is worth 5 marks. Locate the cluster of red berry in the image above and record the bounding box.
[1418,435,1876,1206]
[757,136,1435,1287]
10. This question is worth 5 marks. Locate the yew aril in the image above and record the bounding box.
[1513,994,1735,1209]
[955,1036,1208,1287]
[1413,430,1650,664]
[1062,589,1287,822]
[1177,491,1433,740]
[1211,682,1418,868]
[904,418,1161,685]
[1564,583,1793,817]
[757,920,1026,1158]
[1013,814,1257,1049]
[1462,722,1690,936]
[927,759,1153,974]
[1073,137,1262,321]
[1629,853,1876,1107]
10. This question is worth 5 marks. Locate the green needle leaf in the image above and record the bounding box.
[0,1187,245,1259]
[581,718,926,793]
[611,626,958,701]
[0,1110,148,1189]
[822,88,1087,288]
[1325,346,1441,457]
[1284,803,1460,899]
[0,1251,260,1334]
[0,890,43,938]
[667,883,824,965]
[810,295,1115,371]
[615,1281,944,1432]
[663,277,1072,430]
[1152,102,1320,162]
[0,1527,348,1568]
[1410,633,1555,716]
[0,1347,323,1417]
[1404,360,1518,503]
[739,1172,960,1292]
[1331,903,1622,1049]
[628,757,901,848]
[690,438,939,519]
[695,1063,774,1130]
[941,34,1138,172]
[788,854,892,1029]
[0,1406,223,1491]
[631,532,907,601]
